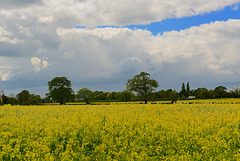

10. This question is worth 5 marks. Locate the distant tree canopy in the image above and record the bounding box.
[48,77,74,105]
[2,75,240,106]
[120,90,134,101]
[170,90,179,104]
[126,72,159,104]
[76,88,93,104]
[186,82,190,97]
[180,83,187,97]
[17,90,30,105]
[1,94,8,104]
[213,86,228,98]
[195,88,210,99]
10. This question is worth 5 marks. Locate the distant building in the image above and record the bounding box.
[188,96,196,99]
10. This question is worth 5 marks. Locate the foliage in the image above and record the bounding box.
[164,89,173,99]
[2,76,240,105]
[16,90,30,105]
[1,103,240,160]
[157,90,165,99]
[7,97,17,105]
[1,94,8,104]
[119,90,134,101]
[107,92,120,100]
[214,86,228,98]
[186,82,190,97]
[169,90,179,103]
[196,88,210,99]
[126,72,159,104]
[76,88,93,104]
[48,77,74,105]
[180,83,187,98]
[29,94,42,105]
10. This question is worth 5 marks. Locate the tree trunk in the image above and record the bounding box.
[145,100,147,104]
[86,100,90,104]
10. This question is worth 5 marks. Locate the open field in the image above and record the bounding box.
[1,102,240,160]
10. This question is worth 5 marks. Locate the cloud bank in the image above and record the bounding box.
[0,0,240,95]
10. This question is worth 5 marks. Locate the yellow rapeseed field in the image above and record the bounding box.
[1,103,240,160]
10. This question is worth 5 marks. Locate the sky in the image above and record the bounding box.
[0,0,240,97]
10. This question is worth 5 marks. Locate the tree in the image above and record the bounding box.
[92,91,102,100]
[164,89,173,99]
[1,94,8,105]
[76,88,93,104]
[107,92,120,100]
[148,93,158,101]
[230,85,240,98]
[48,77,74,105]
[180,83,187,98]
[208,89,215,98]
[196,88,209,99]
[44,93,51,103]
[98,92,108,100]
[126,72,159,104]
[17,90,30,105]
[186,82,190,97]
[170,90,179,104]
[29,94,42,105]
[157,90,165,99]
[120,90,134,101]
[8,94,17,105]
[214,86,228,98]
[233,85,240,94]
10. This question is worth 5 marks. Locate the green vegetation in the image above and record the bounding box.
[1,72,240,105]
[48,77,74,105]
[76,88,93,104]
[126,72,159,104]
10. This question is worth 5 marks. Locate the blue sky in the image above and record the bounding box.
[96,4,240,35]
[129,5,240,35]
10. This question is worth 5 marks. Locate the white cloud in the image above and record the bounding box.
[0,26,23,44]
[0,26,12,36]
[54,19,240,81]
[0,65,12,81]
[1,0,238,28]
[0,71,10,81]
[0,1,240,95]
[38,16,54,23]
[42,60,49,69]
[17,24,33,37]
[30,57,49,72]
[31,57,41,72]
[61,0,240,27]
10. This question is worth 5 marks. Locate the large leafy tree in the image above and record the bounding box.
[76,88,93,104]
[126,72,159,104]
[170,90,179,104]
[17,90,30,105]
[214,86,228,98]
[29,94,42,105]
[48,77,74,105]
[1,94,8,105]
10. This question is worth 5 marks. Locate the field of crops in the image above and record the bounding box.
[1,102,240,160]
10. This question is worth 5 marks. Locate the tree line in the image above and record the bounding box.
[1,72,240,105]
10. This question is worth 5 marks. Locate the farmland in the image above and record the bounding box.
[1,101,240,160]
